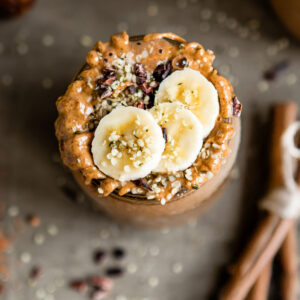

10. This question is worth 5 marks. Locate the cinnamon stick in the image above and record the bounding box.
[249,264,272,300]
[278,166,300,300]
[249,102,298,300]
[280,225,298,300]
[220,102,297,300]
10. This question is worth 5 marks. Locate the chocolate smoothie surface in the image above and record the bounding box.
[55,32,242,203]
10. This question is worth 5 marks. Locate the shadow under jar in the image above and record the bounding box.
[55,32,242,228]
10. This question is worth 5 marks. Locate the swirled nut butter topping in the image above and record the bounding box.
[55,32,242,203]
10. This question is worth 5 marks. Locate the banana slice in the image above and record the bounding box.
[155,68,219,137]
[91,106,165,181]
[150,102,204,173]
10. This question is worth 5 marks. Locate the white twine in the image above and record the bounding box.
[260,121,300,219]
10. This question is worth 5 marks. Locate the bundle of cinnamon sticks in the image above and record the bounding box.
[220,102,299,300]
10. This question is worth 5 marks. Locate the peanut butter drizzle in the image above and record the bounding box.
[55,32,237,202]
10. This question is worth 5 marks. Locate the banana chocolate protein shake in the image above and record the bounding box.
[55,32,242,227]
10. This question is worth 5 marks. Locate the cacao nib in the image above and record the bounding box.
[70,280,88,293]
[232,96,242,117]
[96,76,116,90]
[102,76,116,86]
[127,85,136,94]
[99,88,112,99]
[263,60,289,81]
[102,68,117,78]
[105,267,124,277]
[161,127,167,143]
[26,214,40,227]
[134,63,147,85]
[133,178,152,191]
[89,276,114,291]
[140,82,153,95]
[90,289,109,300]
[93,249,106,264]
[96,68,117,90]
[112,247,126,260]
[133,100,145,109]
[145,96,155,109]
[153,61,172,82]
[29,266,43,280]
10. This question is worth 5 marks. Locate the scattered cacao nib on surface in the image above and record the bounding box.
[90,289,109,300]
[105,266,124,277]
[263,60,289,81]
[153,61,172,82]
[0,0,35,18]
[29,266,43,280]
[112,247,126,260]
[133,178,152,191]
[232,96,242,117]
[89,276,114,291]
[133,100,145,109]
[70,280,88,293]
[93,249,106,264]
[26,214,40,227]
[134,63,147,85]
[161,127,167,143]
[126,85,136,94]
